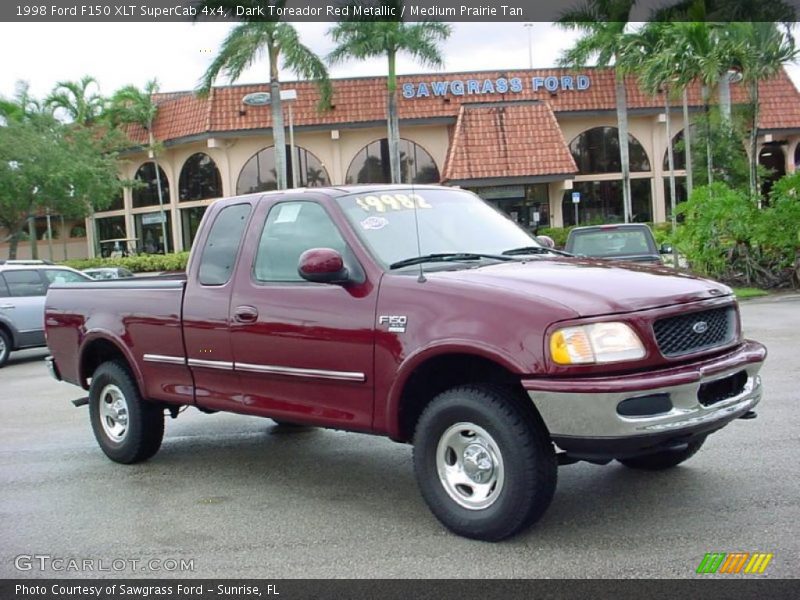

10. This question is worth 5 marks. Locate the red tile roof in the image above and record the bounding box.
[123,67,800,146]
[442,101,577,183]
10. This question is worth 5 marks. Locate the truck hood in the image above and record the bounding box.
[433,258,732,318]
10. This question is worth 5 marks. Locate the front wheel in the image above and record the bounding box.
[617,439,705,471]
[89,362,164,464]
[413,385,557,541]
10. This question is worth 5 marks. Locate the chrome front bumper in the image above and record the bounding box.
[522,341,766,458]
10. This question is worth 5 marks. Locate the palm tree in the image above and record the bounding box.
[197,20,331,190]
[624,23,683,258]
[107,79,168,252]
[328,11,451,184]
[45,76,105,126]
[0,81,45,124]
[727,22,797,201]
[557,0,637,223]
[628,22,723,192]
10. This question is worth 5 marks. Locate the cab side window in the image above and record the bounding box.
[3,270,48,297]
[198,203,252,286]
[0,275,9,298]
[254,202,347,282]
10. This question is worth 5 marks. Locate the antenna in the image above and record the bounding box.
[409,158,426,283]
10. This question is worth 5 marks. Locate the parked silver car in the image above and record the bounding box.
[0,260,92,367]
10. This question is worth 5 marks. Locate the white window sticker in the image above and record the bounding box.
[360,216,389,230]
[274,203,302,223]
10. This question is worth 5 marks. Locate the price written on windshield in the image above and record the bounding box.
[355,193,432,212]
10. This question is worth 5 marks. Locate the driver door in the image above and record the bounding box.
[229,198,377,430]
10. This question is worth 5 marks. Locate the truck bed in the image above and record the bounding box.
[45,278,194,405]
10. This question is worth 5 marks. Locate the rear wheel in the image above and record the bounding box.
[413,385,557,541]
[89,362,164,464]
[0,329,10,368]
[617,439,705,471]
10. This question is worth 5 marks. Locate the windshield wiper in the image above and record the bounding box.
[502,246,573,257]
[389,252,516,270]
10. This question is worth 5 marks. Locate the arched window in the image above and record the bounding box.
[759,143,786,199]
[566,127,652,226]
[132,163,170,208]
[663,127,702,171]
[236,145,330,195]
[346,138,440,184]
[179,153,222,202]
[105,181,123,211]
[569,127,650,174]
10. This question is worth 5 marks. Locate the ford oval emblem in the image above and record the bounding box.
[692,321,709,334]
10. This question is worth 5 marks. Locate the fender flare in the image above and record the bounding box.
[78,330,145,396]
[383,340,528,439]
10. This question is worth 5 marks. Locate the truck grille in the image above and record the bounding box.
[653,306,736,357]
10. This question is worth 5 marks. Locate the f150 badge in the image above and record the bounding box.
[379,315,408,333]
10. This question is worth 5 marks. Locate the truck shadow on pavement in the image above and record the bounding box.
[97,417,729,543]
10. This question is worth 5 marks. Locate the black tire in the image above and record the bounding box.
[89,361,164,464]
[617,439,705,471]
[413,384,557,541]
[0,328,10,368]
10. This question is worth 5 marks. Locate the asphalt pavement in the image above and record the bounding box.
[1,294,798,579]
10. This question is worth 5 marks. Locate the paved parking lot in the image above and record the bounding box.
[1,295,798,579]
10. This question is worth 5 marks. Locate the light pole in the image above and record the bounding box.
[524,23,533,69]
[243,88,298,189]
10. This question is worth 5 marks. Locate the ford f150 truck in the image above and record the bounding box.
[45,185,766,541]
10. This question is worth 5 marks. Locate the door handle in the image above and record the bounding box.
[233,305,258,323]
[0,304,14,310]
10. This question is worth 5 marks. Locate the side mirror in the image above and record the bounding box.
[536,235,555,249]
[659,243,673,255]
[298,248,350,284]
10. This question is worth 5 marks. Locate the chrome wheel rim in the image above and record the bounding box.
[98,384,129,443]
[436,422,504,510]
[0,335,6,360]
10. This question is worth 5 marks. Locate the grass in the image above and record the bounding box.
[732,287,769,299]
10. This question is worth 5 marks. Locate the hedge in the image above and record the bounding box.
[63,251,190,273]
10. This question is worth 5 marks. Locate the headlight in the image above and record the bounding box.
[550,322,645,365]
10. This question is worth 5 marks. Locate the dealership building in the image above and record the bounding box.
[6,66,800,259]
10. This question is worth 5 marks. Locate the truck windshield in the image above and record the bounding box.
[336,188,540,269]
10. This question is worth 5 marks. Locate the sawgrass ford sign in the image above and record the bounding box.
[402,75,592,99]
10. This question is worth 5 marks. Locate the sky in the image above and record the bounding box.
[1,22,799,102]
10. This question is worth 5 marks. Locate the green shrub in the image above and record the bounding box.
[651,222,673,247]
[63,251,190,273]
[536,226,573,248]
[674,179,800,287]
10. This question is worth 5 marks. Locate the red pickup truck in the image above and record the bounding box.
[45,185,766,541]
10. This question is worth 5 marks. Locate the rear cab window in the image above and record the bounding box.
[571,228,655,257]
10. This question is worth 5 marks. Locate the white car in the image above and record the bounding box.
[0,261,92,367]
